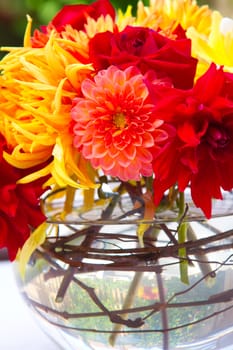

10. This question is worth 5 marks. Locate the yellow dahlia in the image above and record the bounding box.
[119,0,213,37]
[187,11,233,78]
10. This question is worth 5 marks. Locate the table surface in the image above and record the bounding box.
[0,260,59,350]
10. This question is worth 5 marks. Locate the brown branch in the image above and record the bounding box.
[26,292,233,321]
[72,274,144,328]
[28,297,233,335]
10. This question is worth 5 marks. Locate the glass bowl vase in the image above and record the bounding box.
[14,188,233,350]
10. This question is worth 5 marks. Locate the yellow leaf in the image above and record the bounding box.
[18,222,48,279]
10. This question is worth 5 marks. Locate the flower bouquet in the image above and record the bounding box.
[1,0,233,349]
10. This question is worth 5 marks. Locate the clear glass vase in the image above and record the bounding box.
[14,188,233,350]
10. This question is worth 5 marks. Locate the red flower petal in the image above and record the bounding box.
[0,148,47,260]
[51,0,115,32]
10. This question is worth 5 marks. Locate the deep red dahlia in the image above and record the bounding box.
[152,64,233,218]
[0,154,47,261]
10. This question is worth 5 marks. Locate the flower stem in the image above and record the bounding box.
[64,186,76,216]
[178,221,189,284]
[178,192,189,284]
[109,271,144,346]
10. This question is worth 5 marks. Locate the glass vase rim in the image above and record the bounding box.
[44,189,233,226]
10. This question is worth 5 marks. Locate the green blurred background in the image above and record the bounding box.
[0,0,233,49]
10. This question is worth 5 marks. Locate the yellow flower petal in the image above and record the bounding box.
[24,15,33,48]
[187,11,233,77]
[65,63,94,90]
[17,162,53,184]
[52,137,97,189]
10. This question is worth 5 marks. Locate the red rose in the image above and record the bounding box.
[89,26,197,89]
[0,141,47,260]
[152,64,233,218]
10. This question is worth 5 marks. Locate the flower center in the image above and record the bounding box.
[113,112,127,129]
[132,37,144,48]
[206,124,229,148]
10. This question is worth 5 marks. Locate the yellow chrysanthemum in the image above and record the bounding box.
[0,20,99,189]
[187,11,233,78]
[57,14,115,61]
[118,0,213,37]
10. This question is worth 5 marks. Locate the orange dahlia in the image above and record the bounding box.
[72,65,167,181]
